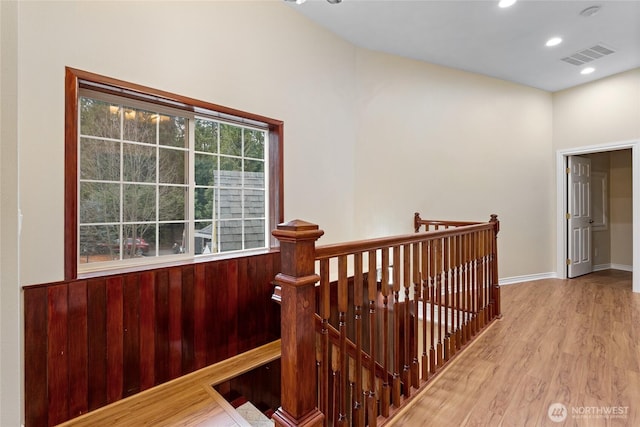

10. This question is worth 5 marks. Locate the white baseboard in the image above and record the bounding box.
[498,272,557,286]
[600,263,633,272]
[500,265,633,285]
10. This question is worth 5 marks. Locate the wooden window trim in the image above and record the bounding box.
[64,67,283,280]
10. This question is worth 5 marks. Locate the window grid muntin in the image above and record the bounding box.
[194,116,268,255]
[78,89,269,270]
[78,91,190,266]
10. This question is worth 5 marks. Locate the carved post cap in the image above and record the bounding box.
[490,214,499,234]
[273,219,325,242]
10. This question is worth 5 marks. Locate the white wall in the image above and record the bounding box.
[353,49,554,279]
[1,1,22,425]
[609,150,633,267]
[553,69,640,151]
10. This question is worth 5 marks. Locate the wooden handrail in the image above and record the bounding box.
[315,222,493,260]
[273,213,501,427]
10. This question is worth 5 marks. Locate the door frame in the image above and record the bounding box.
[556,139,640,293]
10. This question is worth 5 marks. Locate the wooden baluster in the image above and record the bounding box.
[456,235,464,350]
[411,242,420,388]
[476,231,484,330]
[461,233,469,346]
[337,256,348,426]
[466,232,473,340]
[392,246,401,407]
[367,250,378,427]
[352,253,364,427]
[448,235,457,358]
[380,248,390,417]
[331,344,340,426]
[319,259,330,427]
[402,243,411,398]
[429,239,436,374]
[272,220,324,427]
[420,240,429,381]
[453,234,461,352]
[483,230,489,326]
[479,230,486,329]
[484,229,490,324]
[443,237,451,362]
[436,239,444,368]
[490,215,502,319]
[470,231,477,337]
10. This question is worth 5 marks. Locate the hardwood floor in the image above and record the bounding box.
[57,340,281,427]
[388,270,640,427]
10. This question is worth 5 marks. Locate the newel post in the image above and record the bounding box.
[272,220,325,427]
[490,214,502,319]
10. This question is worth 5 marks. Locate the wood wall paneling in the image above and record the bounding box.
[24,286,48,427]
[23,252,281,426]
[47,284,70,425]
[87,279,107,411]
[68,281,88,418]
[139,271,156,390]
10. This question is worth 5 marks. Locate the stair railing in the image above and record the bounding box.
[272,214,500,427]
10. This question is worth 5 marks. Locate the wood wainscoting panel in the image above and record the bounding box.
[23,251,281,426]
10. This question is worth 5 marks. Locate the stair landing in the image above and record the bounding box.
[57,340,281,427]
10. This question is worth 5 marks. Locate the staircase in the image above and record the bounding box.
[230,396,275,427]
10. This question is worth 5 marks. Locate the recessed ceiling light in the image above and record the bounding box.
[581,67,595,75]
[546,37,563,47]
[498,0,517,8]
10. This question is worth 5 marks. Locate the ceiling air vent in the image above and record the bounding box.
[561,44,615,66]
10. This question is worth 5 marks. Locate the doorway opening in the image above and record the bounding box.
[556,140,640,293]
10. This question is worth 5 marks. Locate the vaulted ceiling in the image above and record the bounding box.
[286,0,640,92]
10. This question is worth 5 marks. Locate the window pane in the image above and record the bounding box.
[159,223,187,255]
[194,222,214,254]
[194,188,214,221]
[159,147,186,184]
[219,220,242,252]
[244,129,264,159]
[159,186,186,221]
[195,153,217,186]
[123,108,156,144]
[80,138,120,181]
[195,119,218,153]
[220,123,241,156]
[244,162,264,188]
[244,219,265,249]
[80,97,121,139]
[121,224,155,258]
[123,143,156,183]
[243,189,265,218]
[219,188,241,219]
[244,159,264,174]
[220,158,242,187]
[80,182,120,223]
[79,224,119,263]
[123,184,155,222]
[159,115,187,148]
[75,82,278,274]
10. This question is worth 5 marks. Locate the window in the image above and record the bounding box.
[66,68,283,279]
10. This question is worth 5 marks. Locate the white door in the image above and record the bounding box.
[567,156,593,278]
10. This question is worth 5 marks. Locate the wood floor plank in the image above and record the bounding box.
[388,271,640,427]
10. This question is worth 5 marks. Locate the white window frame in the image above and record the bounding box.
[76,89,271,276]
